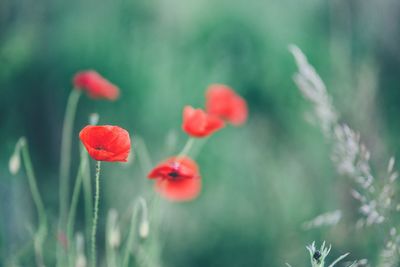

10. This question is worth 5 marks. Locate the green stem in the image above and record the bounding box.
[91,161,101,267]
[145,195,163,267]
[57,89,81,267]
[136,136,153,174]
[66,167,83,243]
[122,198,147,267]
[106,210,119,267]
[9,239,34,265]
[177,137,195,158]
[20,138,48,267]
[59,89,82,226]
[66,146,88,265]
[190,137,209,159]
[82,150,93,249]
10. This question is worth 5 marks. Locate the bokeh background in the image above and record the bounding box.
[1,0,400,266]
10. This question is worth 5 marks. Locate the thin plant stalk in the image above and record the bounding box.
[82,150,93,248]
[133,138,163,267]
[57,89,81,267]
[144,195,163,267]
[91,161,101,267]
[59,89,82,226]
[8,239,34,265]
[66,145,89,265]
[75,233,87,267]
[177,137,195,158]
[122,198,147,267]
[66,172,82,266]
[106,210,119,267]
[20,138,48,267]
[135,136,153,174]
[106,243,118,267]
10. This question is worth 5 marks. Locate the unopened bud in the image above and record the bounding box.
[109,227,121,248]
[139,220,149,239]
[107,209,121,248]
[9,152,21,175]
[89,113,99,125]
[75,254,87,267]
[9,138,24,175]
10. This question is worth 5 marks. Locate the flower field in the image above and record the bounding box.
[1,1,400,266]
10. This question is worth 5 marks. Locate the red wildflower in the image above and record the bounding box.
[148,156,201,201]
[182,106,224,138]
[205,84,248,126]
[73,70,120,100]
[79,125,131,162]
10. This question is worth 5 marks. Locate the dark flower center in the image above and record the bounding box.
[166,162,183,180]
[168,171,180,179]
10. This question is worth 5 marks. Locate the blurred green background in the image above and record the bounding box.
[1,0,400,266]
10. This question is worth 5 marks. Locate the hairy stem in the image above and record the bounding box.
[91,161,101,267]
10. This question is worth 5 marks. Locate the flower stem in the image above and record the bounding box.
[135,136,153,174]
[91,161,101,267]
[106,210,119,267]
[82,150,93,249]
[20,137,48,267]
[178,137,195,158]
[122,197,147,267]
[145,195,163,267]
[67,173,83,265]
[66,145,88,265]
[59,89,81,226]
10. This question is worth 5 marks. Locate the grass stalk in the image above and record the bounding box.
[20,137,48,267]
[59,89,82,226]
[66,145,89,266]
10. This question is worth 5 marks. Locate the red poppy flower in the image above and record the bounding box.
[73,70,120,100]
[79,125,131,162]
[205,84,248,126]
[148,156,201,201]
[182,106,224,138]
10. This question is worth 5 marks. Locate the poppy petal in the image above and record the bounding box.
[182,106,224,138]
[155,178,201,201]
[205,84,248,125]
[228,95,248,125]
[73,71,120,101]
[147,156,199,180]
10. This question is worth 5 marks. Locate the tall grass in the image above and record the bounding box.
[290,45,400,267]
